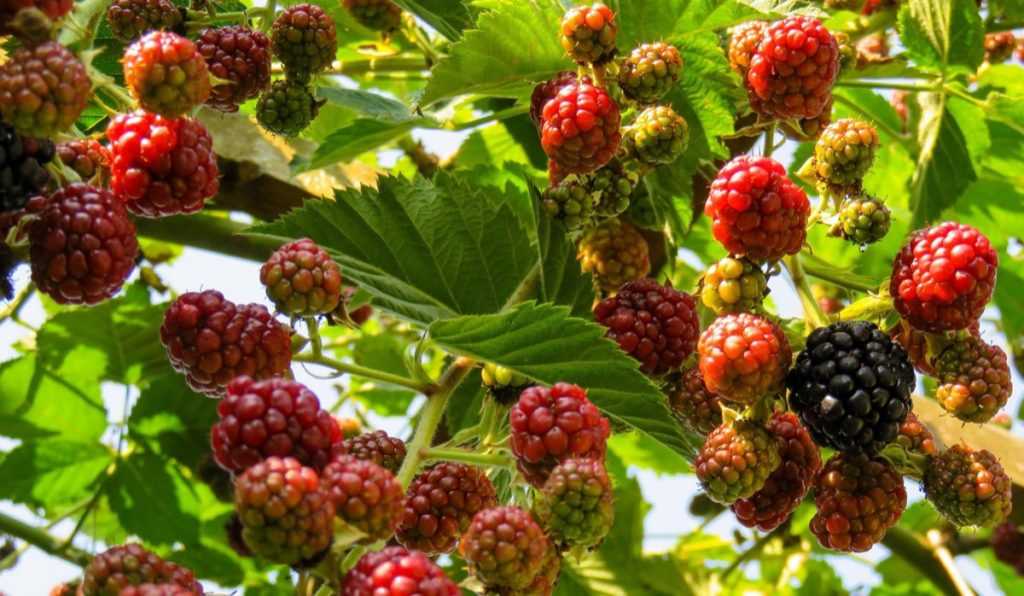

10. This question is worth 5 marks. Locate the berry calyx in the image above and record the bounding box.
[323,454,404,541]
[29,183,138,305]
[594,278,700,376]
[577,218,651,296]
[79,544,202,596]
[105,0,182,43]
[695,418,782,505]
[732,411,821,531]
[787,321,914,454]
[621,105,689,166]
[234,456,334,565]
[0,41,90,137]
[705,156,810,262]
[534,457,615,550]
[699,256,768,315]
[460,506,552,591]
[728,21,767,76]
[397,462,498,555]
[813,119,880,190]
[107,111,219,217]
[933,336,1011,423]
[697,312,791,404]
[123,31,211,117]
[747,16,839,120]
[924,444,1012,528]
[335,429,407,473]
[667,367,723,435]
[260,238,343,316]
[890,221,997,332]
[160,289,292,397]
[256,79,321,136]
[342,0,402,33]
[540,80,621,176]
[271,4,337,81]
[342,546,459,596]
[210,376,342,473]
[509,383,610,486]
[197,26,272,112]
[618,42,683,104]
[559,3,617,65]
[0,123,53,213]
[811,453,906,552]
[832,195,891,246]
[56,138,110,185]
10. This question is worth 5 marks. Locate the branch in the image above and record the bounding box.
[882,527,972,596]
[292,352,435,394]
[421,447,514,468]
[783,255,830,329]
[0,510,92,567]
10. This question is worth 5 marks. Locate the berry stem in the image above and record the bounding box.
[421,447,514,468]
[0,510,92,567]
[798,256,878,293]
[836,79,939,93]
[926,529,975,596]
[400,12,441,66]
[261,0,277,33]
[396,357,475,488]
[293,352,435,394]
[783,255,830,330]
[446,104,531,131]
[763,123,777,158]
[721,530,779,580]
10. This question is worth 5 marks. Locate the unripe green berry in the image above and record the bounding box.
[832,195,891,247]
[622,105,688,166]
[813,118,879,190]
[618,41,683,104]
[699,257,767,315]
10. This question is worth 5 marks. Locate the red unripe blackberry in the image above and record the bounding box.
[933,336,1011,423]
[460,506,551,591]
[540,80,621,176]
[0,41,90,137]
[618,41,683,104]
[118,585,200,596]
[160,290,292,397]
[342,546,459,596]
[0,122,54,213]
[105,0,183,43]
[234,456,334,565]
[890,222,997,332]
[260,238,342,316]
[80,544,202,596]
[530,71,580,128]
[0,0,72,34]
[29,183,138,306]
[397,462,498,555]
[123,31,211,117]
[728,21,767,76]
[323,454,403,541]
[56,138,110,184]
[593,278,700,376]
[985,31,1017,64]
[106,111,219,217]
[695,418,782,504]
[335,429,407,473]
[705,156,810,262]
[535,457,615,550]
[811,453,906,552]
[747,16,839,120]
[697,312,791,404]
[992,523,1024,575]
[271,4,337,81]
[509,383,610,487]
[667,368,723,435]
[559,3,617,65]
[924,444,1012,528]
[197,26,272,112]
[731,412,820,531]
[895,411,937,456]
[211,376,342,473]
[342,0,402,33]
[577,218,650,296]
[335,286,374,326]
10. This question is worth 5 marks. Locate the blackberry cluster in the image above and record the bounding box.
[260,238,343,316]
[811,453,906,552]
[697,312,791,404]
[621,105,688,166]
[335,429,406,473]
[699,256,768,315]
[530,71,581,128]
[787,321,914,454]
[105,0,182,42]
[197,26,272,112]
[667,368,723,435]
[695,418,782,504]
[322,454,403,541]
[577,218,650,295]
[123,31,211,117]
[397,462,497,554]
[343,547,459,596]
[559,2,617,65]
[618,42,683,104]
[80,544,202,596]
[0,41,90,137]
[593,278,700,375]
[256,80,321,136]
[0,122,53,213]
[933,336,1011,423]
[924,444,1012,528]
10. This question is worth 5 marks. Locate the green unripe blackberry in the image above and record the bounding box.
[591,160,639,219]
[534,458,614,550]
[831,195,891,246]
[542,174,597,231]
[577,218,650,295]
[256,80,320,136]
[618,42,683,104]
[560,3,617,65]
[622,105,688,166]
[699,256,767,315]
[813,118,879,190]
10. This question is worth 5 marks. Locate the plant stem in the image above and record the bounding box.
[272,56,429,76]
[926,530,975,596]
[0,283,35,325]
[836,79,939,92]
[421,447,514,468]
[293,352,434,394]
[0,511,92,567]
[763,123,776,158]
[783,255,829,329]
[882,527,968,596]
[798,257,878,293]
[448,105,530,131]
[502,263,541,310]
[721,531,776,580]
[261,0,277,33]
[396,358,475,488]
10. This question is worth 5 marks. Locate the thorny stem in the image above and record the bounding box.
[0,511,92,567]
[421,447,514,468]
[293,352,434,394]
[783,255,830,329]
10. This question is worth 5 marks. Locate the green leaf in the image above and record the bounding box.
[429,302,692,458]
[0,354,106,441]
[316,87,417,122]
[247,173,536,327]
[298,118,427,172]
[528,180,595,318]
[107,452,200,545]
[350,333,417,416]
[0,440,112,508]
[897,0,984,73]
[420,0,565,106]
[908,92,977,229]
[393,0,475,40]
[796,559,848,596]
[129,373,219,470]
[672,34,742,160]
[608,431,693,475]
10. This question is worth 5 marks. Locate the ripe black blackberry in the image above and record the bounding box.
[0,122,53,213]
[787,320,914,454]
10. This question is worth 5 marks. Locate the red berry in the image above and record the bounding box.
[0,0,73,34]
[895,411,937,457]
[747,16,839,120]
[107,111,219,217]
[118,585,200,596]
[697,313,791,404]
[728,21,767,76]
[992,522,1024,576]
[56,139,111,184]
[80,544,202,596]
[105,0,182,43]
[530,71,581,128]
[593,278,700,375]
[705,156,810,262]
[197,26,272,112]
[667,368,723,435]
[540,81,621,176]
[29,183,138,305]
[810,453,906,552]
[260,238,343,316]
[323,454,403,541]
[508,383,610,486]
[731,412,820,531]
[342,546,459,596]
[334,430,406,473]
[271,4,337,81]
[211,376,342,473]
[397,462,497,555]
[123,31,211,117]
[0,41,90,137]
[890,222,997,332]
[160,289,292,397]
[559,3,617,65]
[460,506,552,591]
